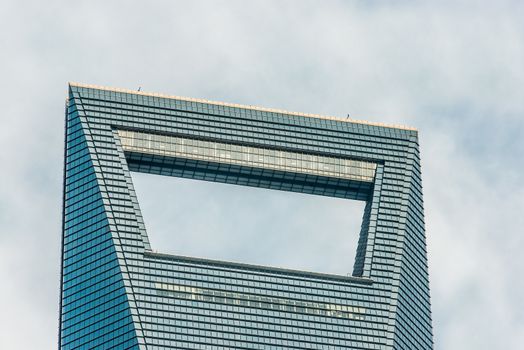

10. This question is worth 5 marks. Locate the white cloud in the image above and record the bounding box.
[0,1,522,348]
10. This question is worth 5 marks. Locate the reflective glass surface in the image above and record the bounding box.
[60,83,433,350]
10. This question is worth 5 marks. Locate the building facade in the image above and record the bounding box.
[60,83,433,349]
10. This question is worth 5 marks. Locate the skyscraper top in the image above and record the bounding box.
[69,82,417,131]
[60,83,432,349]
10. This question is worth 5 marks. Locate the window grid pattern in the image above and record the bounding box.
[59,84,433,350]
[60,103,144,350]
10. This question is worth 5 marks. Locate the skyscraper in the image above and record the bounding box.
[60,83,433,349]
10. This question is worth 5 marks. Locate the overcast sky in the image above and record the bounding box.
[1,1,523,349]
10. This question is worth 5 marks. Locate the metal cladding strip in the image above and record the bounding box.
[117,129,377,182]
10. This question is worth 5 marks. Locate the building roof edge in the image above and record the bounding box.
[68,82,417,131]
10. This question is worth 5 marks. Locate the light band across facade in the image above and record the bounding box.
[155,283,366,320]
[118,129,376,182]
